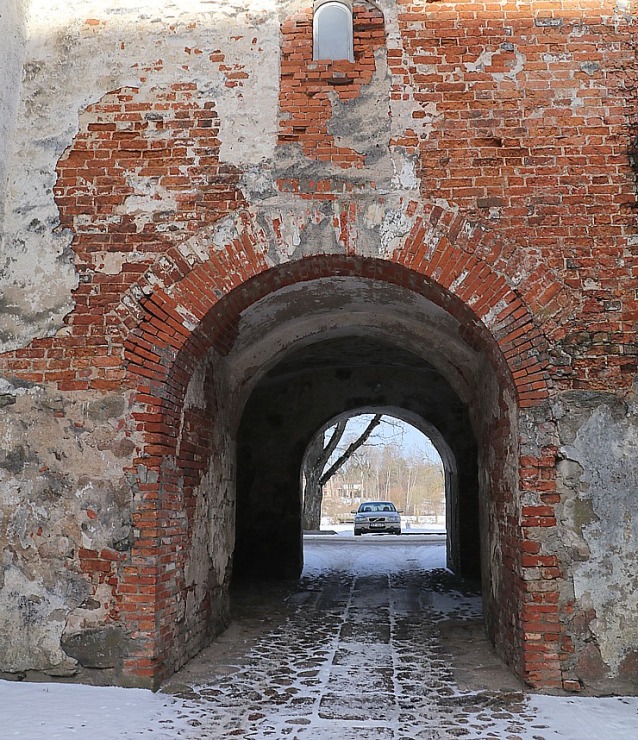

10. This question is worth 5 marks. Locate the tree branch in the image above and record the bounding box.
[316,419,347,472]
[319,414,383,486]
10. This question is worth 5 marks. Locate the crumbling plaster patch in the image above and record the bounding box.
[0,0,281,352]
[2,0,445,353]
[463,46,526,82]
[246,1,431,201]
[374,0,441,143]
[554,388,638,674]
[248,196,457,264]
[327,50,391,164]
[268,10,426,198]
[326,47,421,193]
[0,0,28,226]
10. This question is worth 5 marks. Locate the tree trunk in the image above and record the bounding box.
[302,421,347,530]
[302,414,383,530]
[303,473,324,531]
[302,436,327,530]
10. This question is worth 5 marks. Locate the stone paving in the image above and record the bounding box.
[161,539,548,739]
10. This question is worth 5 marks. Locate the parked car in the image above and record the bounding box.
[353,501,401,536]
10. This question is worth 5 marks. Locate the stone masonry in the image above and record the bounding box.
[0,0,636,692]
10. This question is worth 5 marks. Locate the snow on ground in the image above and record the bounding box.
[528,695,638,740]
[3,675,638,740]
[1,537,638,739]
[302,531,447,576]
[0,680,192,738]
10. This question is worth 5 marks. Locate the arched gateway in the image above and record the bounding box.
[0,194,632,694]
[1,0,636,699]
[100,202,560,688]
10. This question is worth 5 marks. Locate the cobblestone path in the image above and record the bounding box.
[162,539,544,739]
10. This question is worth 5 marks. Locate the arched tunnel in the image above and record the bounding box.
[234,335,480,580]
[141,265,522,681]
[212,271,519,655]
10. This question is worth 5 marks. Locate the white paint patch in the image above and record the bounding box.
[214,25,280,167]
[449,270,469,294]
[464,47,525,81]
[390,152,419,191]
[481,297,510,331]
[379,206,413,256]
[120,174,179,233]
[211,215,241,253]
[92,250,149,275]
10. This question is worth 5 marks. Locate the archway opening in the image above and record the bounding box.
[233,330,483,583]
[224,271,514,664]
[302,412,447,539]
[131,256,533,684]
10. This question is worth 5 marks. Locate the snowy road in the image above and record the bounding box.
[2,537,638,738]
[170,538,471,738]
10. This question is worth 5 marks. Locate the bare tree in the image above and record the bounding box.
[324,442,445,525]
[302,414,383,530]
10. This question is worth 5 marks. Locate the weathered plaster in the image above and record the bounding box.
[3,0,482,352]
[268,42,422,198]
[375,0,441,144]
[554,388,638,676]
[0,0,27,226]
[1,0,282,352]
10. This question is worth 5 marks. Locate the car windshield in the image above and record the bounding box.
[358,502,396,513]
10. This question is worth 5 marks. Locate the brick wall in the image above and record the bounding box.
[279,4,386,168]
[0,0,635,690]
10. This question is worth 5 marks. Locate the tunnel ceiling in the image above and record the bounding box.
[226,276,493,418]
[260,335,440,383]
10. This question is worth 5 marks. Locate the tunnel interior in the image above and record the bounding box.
[216,273,520,651]
[140,269,522,680]
[234,335,480,580]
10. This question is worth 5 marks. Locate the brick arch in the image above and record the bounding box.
[113,204,565,685]
[118,203,562,410]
